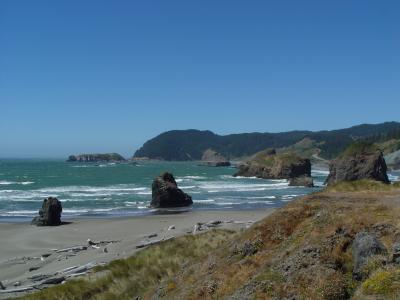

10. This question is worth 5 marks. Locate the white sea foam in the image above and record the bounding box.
[90,208,114,212]
[246,195,276,199]
[248,200,274,204]
[124,201,140,206]
[4,210,37,215]
[200,182,288,190]
[180,186,196,189]
[38,185,147,193]
[193,199,215,203]
[282,194,299,198]
[182,176,206,180]
[63,209,89,213]
[202,181,290,193]
[311,169,329,176]
[9,198,43,202]
[0,181,34,185]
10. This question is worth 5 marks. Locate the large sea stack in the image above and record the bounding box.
[31,197,63,226]
[67,153,125,162]
[234,149,313,187]
[201,149,231,167]
[325,142,390,185]
[151,172,193,208]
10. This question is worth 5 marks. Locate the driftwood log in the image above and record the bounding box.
[136,236,175,249]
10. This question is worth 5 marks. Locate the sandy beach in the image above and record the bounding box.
[0,209,273,297]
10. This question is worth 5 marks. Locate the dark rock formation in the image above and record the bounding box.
[289,175,314,187]
[234,149,313,187]
[67,155,77,162]
[67,153,126,162]
[201,149,231,167]
[392,242,400,264]
[352,231,387,280]
[31,197,62,226]
[325,143,390,185]
[151,172,193,208]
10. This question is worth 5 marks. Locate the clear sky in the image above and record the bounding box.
[1,0,399,158]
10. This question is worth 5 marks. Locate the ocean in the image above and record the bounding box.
[0,159,398,221]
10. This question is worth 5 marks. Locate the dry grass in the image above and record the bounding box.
[325,179,400,192]
[17,230,236,300]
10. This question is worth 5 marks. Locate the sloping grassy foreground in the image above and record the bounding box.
[17,230,237,300]
[19,180,400,299]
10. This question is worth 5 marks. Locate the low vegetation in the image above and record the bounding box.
[19,181,400,299]
[340,141,380,158]
[18,230,236,300]
[326,179,400,192]
[252,149,305,167]
[378,139,400,155]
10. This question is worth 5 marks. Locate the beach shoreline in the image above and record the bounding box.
[0,209,273,297]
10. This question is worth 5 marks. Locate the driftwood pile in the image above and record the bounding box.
[0,238,118,295]
[191,219,255,234]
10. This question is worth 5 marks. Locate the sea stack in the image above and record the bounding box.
[31,197,63,226]
[234,149,313,187]
[151,172,193,208]
[201,149,231,167]
[325,142,390,185]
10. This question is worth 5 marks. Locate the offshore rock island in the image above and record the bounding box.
[67,153,126,162]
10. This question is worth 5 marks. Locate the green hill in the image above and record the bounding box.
[133,122,400,161]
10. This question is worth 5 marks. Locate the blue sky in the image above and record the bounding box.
[1,0,399,158]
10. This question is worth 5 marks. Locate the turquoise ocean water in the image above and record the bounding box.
[0,160,398,221]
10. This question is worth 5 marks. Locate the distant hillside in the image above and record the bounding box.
[133,122,400,161]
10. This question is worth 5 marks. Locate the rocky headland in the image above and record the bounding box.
[325,142,390,185]
[234,149,314,187]
[200,149,231,167]
[67,153,126,162]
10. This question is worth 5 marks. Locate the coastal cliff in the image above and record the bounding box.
[67,153,125,162]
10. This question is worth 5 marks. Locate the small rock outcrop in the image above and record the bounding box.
[234,149,313,187]
[325,142,390,185]
[352,231,387,280]
[201,149,231,167]
[67,153,125,162]
[289,175,314,187]
[392,242,400,264]
[151,172,193,208]
[31,197,63,226]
